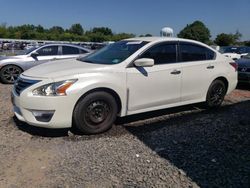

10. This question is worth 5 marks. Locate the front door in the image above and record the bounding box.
[126,42,182,114]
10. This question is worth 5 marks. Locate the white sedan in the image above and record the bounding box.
[12,37,238,134]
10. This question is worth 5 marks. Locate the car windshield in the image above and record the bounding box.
[23,47,38,55]
[79,40,148,64]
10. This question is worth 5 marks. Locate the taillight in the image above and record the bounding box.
[229,62,238,72]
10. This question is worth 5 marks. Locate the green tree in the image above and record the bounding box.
[233,30,242,44]
[111,33,135,41]
[69,23,84,35]
[177,20,211,43]
[92,27,113,36]
[36,25,44,33]
[214,33,234,46]
[87,32,108,42]
[0,24,7,38]
[49,26,64,34]
[0,23,138,42]
[214,31,242,46]
[244,41,250,46]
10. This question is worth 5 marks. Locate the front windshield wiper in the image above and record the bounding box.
[81,59,95,63]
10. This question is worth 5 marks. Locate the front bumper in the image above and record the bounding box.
[12,80,78,129]
[238,72,250,84]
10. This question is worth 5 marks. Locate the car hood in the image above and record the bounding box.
[236,59,250,68]
[0,55,28,62]
[22,58,122,79]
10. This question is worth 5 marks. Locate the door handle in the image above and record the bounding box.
[171,70,181,75]
[207,65,214,69]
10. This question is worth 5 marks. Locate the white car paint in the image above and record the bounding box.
[12,37,237,129]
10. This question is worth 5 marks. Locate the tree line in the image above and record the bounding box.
[0,21,249,46]
[177,20,250,46]
[0,23,135,42]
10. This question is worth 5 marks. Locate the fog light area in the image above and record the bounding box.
[31,110,55,122]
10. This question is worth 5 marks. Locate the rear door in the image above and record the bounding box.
[179,42,217,102]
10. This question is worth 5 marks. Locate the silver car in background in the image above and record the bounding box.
[0,43,92,84]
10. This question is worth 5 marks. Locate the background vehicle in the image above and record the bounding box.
[0,44,92,84]
[12,37,237,134]
[236,53,250,84]
[220,46,250,60]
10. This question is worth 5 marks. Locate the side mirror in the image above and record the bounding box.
[30,52,39,58]
[134,58,154,67]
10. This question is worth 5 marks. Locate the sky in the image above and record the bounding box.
[0,0,250,40]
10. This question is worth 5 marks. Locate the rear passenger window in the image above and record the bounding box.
[79,49,88,54]
[140,43,177,64]
[62,46,80,55]
[179,43,215,62]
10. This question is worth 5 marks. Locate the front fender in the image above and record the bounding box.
[66,72,127,116]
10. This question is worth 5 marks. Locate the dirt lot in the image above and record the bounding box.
[0,84,249,188]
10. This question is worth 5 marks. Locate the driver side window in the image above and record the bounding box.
[140,43,177,64]
[37,46,58,56]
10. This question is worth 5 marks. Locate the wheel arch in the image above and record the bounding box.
[74,87,122,115]
[212,76,229,93]
[0,64,24,72]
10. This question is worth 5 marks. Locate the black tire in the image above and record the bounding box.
[73,91,118,134]
[0,65,22,84]
[205,80,226,108]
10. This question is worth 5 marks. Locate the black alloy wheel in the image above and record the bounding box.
[0,65,22,84]
[206,80,226,108]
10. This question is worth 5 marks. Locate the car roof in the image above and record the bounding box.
[124,36,214,50]
[125,36,207,44]
[41,43,91,52]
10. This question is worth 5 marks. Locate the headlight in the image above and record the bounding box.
[32,79,77,96]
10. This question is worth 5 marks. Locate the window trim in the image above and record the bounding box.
[178,42,216,62]
[128,41,179,68]
[36,45,59,56]
[61,45,82,55]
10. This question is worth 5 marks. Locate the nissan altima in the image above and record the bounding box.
[12,37,237,134]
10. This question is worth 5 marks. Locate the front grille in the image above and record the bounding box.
[238,67,250,72]
[14,78,40,96]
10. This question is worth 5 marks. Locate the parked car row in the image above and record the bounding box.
[11,37,238,134]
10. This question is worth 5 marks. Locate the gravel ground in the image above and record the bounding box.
[0,83,249,188]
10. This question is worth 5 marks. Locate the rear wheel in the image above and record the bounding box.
[73,91,118,134]
[0,65,22,84]
[205,80,226,108]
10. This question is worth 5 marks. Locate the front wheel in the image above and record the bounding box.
[205,80,226,108]
[0,65,22,84]
[73,91,118,134]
